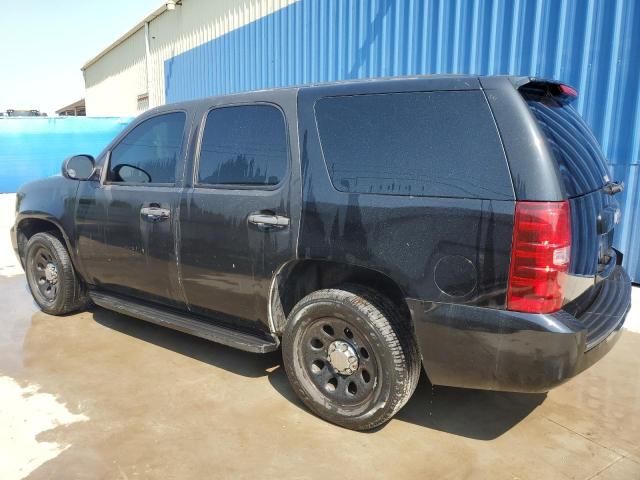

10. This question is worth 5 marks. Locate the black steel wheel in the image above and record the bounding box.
[283,285,421,431]
[29,245,60,303]
[24,232,89,315]
[300,315,379,407]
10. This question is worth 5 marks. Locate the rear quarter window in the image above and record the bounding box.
[314,91,513,200]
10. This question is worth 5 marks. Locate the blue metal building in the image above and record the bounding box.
[156,0,640,281]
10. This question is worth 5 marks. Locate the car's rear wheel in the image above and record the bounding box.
[25,232,88,315]
[282,285,420,431]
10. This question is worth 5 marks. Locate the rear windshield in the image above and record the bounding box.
[314,91,513,200]
[524,94,610,197]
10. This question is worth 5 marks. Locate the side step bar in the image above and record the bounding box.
[89,291,279,353]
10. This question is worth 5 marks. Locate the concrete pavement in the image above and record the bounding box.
[1,193,639,479]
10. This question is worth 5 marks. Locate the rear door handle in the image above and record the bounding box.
[247,212,290,229]
[140,206,170,223]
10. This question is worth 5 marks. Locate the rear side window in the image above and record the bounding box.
[524,95,610,197]
[198,104,288,186]
[109,112,185,184]
[314,91,513,199]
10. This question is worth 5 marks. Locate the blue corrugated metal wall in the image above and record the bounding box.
[164,0,640,282]
[0,117,131,193]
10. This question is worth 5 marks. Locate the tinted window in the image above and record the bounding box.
[524,96,610,197]
[198,105,288,186]
[108,112,186,184]
[314,91,512,199]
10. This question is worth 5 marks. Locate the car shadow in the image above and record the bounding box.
[390,372,546,439]
[91,307,282,378]
[92,306,545,440]
[266,367,545,439]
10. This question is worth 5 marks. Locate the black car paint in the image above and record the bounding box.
[297,78,515,308]
[479,76,566,202]
[11,75,631,393]
[14,176,81,261]
[410,263,631,393]
[178,93,302,332]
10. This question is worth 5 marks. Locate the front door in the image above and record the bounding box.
[76,111,189,308]
[179,102,298,332]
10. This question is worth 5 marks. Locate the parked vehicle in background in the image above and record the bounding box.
[4,109,47,117]
[11,76,632,430]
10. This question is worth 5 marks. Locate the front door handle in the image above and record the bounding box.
[141,206,170,223]
[247,212,290,229]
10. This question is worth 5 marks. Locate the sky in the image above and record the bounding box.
[0,0,161,115]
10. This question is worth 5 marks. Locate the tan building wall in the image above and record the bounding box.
[82,0,295,116]
[83,27,147,117]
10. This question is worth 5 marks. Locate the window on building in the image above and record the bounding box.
[198,105,288,186]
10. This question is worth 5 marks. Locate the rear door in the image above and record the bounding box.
[179,99,299,333]
[521,86,622,287]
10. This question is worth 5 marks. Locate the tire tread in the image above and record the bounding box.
[283,284,420,430]
[25,232,89,315]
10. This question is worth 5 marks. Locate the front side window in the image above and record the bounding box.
[198,105,288,186]
[108,111,186,184]
[315,91,513,199]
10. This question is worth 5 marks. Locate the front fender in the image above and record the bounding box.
[13,176,80,266]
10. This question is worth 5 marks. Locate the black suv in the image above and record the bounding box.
[12,76,632,430]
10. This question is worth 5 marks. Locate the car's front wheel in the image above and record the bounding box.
[282,285,420,431]
[24,232,88,315]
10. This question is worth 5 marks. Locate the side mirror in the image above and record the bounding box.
[112,163,151,183]
[62,155,96,181]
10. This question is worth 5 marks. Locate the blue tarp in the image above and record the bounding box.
[0,117,131,192]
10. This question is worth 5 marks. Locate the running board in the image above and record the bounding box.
[89,291,279,353]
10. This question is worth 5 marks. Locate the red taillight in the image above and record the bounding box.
[507,201,571,314]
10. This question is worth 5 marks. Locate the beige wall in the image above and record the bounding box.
[83,28,147,117]
[83,0,296,116]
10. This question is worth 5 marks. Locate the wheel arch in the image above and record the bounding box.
[15,216,74,267]
[269,259,413,335]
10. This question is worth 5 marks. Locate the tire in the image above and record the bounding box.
[282,285,421,431]
[24,232,89,315]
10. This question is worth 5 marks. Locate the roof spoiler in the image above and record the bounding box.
[509,77,578,104]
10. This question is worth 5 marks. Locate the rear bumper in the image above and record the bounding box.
[408,266,631,393]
